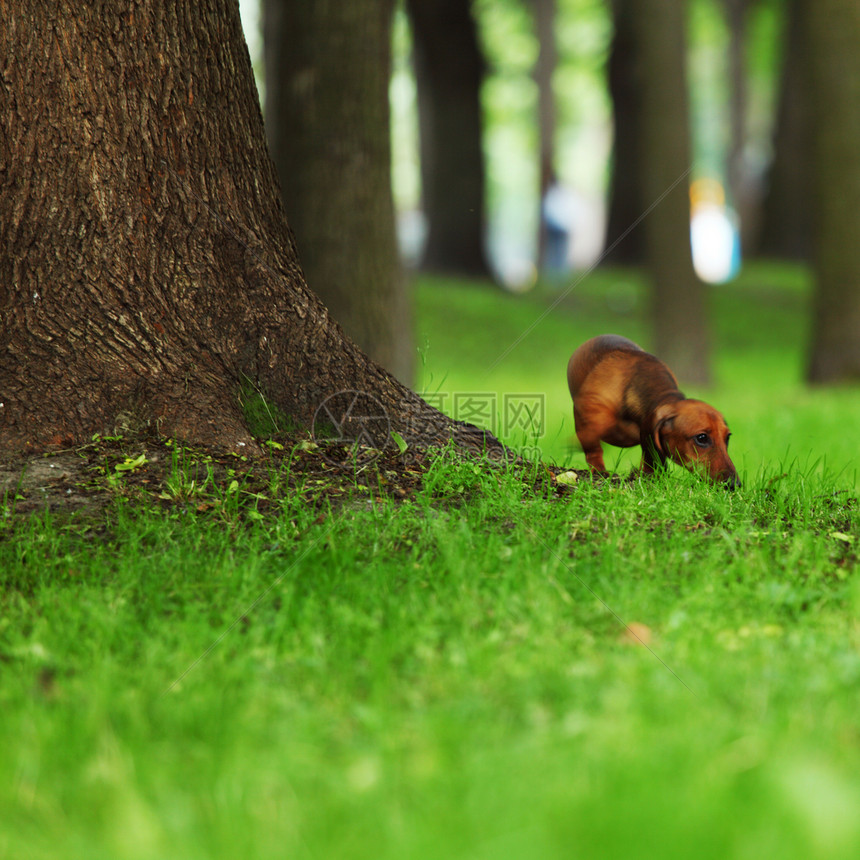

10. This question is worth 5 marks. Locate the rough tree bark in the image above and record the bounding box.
[405,0,491,277]
[0,0,497,456]
[631,0,711,385]
[263,0,413,385]
[805,0,860,383]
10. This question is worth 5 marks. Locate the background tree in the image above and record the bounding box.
[263,0,413,384]
[603,0,645,266]
[632,0,710,384]
[0,0,496,456]
[754,0,811,260]
[531,0,559,270]
[805,0,860,383]
[721,0,757,247]
[405,0,492,277]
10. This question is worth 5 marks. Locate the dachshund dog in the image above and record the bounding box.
[567,334,739,486]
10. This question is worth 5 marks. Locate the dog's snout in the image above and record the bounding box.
[717,466,740,489]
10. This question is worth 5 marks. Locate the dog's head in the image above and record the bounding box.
[653,400,739,487]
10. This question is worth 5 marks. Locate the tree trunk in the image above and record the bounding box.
[723,0,755,249]
[754,0,812,260]
[632,0,711,385]
[263,0,413,385]
[0,0,497,456]
[724,0,745,209]
[532,0,558,271]
[603,0,646,266]
[405,0,491,277]
[805,0,860,383]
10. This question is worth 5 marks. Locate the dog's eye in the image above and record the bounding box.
[694,433,711,447]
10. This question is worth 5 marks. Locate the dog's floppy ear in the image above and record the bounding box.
[652,412,676,455]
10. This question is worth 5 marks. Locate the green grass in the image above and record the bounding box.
[2,262,860,859]
[415,262,860,485]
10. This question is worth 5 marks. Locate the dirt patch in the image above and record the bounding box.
[0,453,102,515]
[0,433,589,522]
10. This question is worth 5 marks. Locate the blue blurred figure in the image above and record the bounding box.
[541,175,576,278]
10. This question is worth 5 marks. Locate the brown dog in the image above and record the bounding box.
[567,334,739,486]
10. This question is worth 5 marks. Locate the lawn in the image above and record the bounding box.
[415,262,860,484]
[1,263,859,859]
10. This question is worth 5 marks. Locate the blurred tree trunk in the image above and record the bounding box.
[263,0,413,384]
[632,0,710,384]
[723,0,756,248]
[805,0,860,383]
[604,0,645,265]
[532,0,558,270]
[0,0,498,456]
[754,0,812,260]
[406,0,491,277]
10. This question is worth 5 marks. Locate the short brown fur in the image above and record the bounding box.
[567,334,739,486]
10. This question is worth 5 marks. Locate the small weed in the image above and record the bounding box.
[159,441,214,502]
[237,374,294,438]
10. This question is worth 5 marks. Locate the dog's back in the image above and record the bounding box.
[567,334,666,403]
[567,333,685,450]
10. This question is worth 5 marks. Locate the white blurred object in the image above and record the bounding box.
[689,179,740,284]
[396,209,428,267]
[542,185,605,273]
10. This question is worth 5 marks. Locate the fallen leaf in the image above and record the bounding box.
[621,622,652,646]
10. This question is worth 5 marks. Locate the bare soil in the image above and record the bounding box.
[0,433,587,523]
